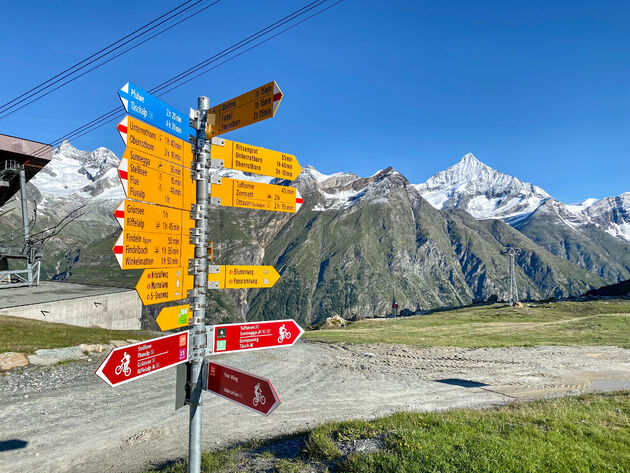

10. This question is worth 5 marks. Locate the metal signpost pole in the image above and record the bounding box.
[188,96,211,473]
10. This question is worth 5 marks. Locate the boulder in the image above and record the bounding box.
[27,346,86,366]
[320,315,348,330]
[0,352,29,371]
[109,340,129,348]
[78,343,107,353]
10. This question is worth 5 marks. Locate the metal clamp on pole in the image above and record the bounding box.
[190,203,207,220]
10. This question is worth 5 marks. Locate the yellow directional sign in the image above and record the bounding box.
[118,115,193,168]
[207,81,283,137]
[115,199,193,235]
[208,265,280,289]
[113,230,183,269]
[136,267,193,305]
[156,304,191,331]
[211,139,301,180]
[118,149,195,210]
[211,177,302,213]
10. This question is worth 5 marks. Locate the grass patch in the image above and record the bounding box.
[0,314,155,355]
[304,300,630,348]
[144,393,630,473]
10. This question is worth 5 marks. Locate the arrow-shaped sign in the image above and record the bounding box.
[136,267,193,305]
[96,331,189,387]
[209,319,304,355]
[211,138,301,180]
[156,304,191,331]
[115,199,192,236]
[113,230,183,270]
[118,152,195,211]
[117,115,193,168]
[207,81,283,137]
[203,361,280,416]
[118,83,193,140]
[207,265,280,289]
[211,178,303,213]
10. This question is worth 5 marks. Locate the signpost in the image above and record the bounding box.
[203,361,280,416]
[118,82,194,140]
[211,177,303,213]
[136,267,192,305]
[207,81,283,137]
[156,304,191,331]
[209,319,304,355]
[208,265,280,289]
[96,332,189,387]
[211,138,301,180]
[103,80,303,473]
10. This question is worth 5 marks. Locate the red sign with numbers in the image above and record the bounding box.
[96,331,189,387]
[211,319,303,355]
[204,361,280,416]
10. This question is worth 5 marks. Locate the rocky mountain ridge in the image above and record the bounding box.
[2,142,627,325]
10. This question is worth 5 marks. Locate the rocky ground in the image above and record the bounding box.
[1,341,629,473]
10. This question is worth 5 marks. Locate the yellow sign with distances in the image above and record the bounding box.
[114,199,193,235]
[113,230,183,269]
[207,81,283,137]
[118,115,192,168]
[118,151,195,211]
[208,265,280,289]
[211,177,301,213]
[211,138,301,180]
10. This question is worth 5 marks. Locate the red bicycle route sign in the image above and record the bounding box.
[96,332,189,387]
[209,319,304,355]
[204,361,280,416]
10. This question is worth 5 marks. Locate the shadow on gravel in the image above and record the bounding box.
[0,439,28,452]
[435,378,489,388]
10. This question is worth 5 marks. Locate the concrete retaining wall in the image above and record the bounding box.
[0,289,142,330]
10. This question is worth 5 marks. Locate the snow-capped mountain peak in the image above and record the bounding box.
[415,152,550,221]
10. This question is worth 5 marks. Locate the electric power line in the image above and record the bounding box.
[0,0,221,120]
[26,0,344,158]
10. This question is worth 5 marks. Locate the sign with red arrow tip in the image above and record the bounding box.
[210,319,303,355]
[203,361,280,416]
[96,332,189,387]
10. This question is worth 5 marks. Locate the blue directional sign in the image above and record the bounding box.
[118,82,194,141]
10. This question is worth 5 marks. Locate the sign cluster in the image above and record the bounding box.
[96,80,305,419]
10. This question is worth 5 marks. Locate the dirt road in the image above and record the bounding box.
[1,341,629,473]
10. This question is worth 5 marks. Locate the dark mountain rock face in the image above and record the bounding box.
[2,144,623,327]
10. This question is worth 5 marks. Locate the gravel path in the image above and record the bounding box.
[1,341,629,473]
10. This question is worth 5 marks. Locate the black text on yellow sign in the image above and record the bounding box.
[211,138,301,180]
[206,81,283,137]
[210,177,301,213]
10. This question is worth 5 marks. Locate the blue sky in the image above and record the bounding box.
[1,0,628,203]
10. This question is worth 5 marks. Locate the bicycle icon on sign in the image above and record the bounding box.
[253,383,266,407]
[277,324,292,344]
[115,352,131,377]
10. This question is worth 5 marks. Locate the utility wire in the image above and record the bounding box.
[48,0,334,148]
[27,0,344,157]
[0,0,221,119]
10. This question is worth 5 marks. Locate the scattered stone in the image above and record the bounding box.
[78,343,107,353]
[126,339,140,344]
[0,352,29,371]
[362,352,377,358]
[27,347,86,366]
[320,315,348,330]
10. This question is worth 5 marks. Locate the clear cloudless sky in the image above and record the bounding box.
[0,0,628,203]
